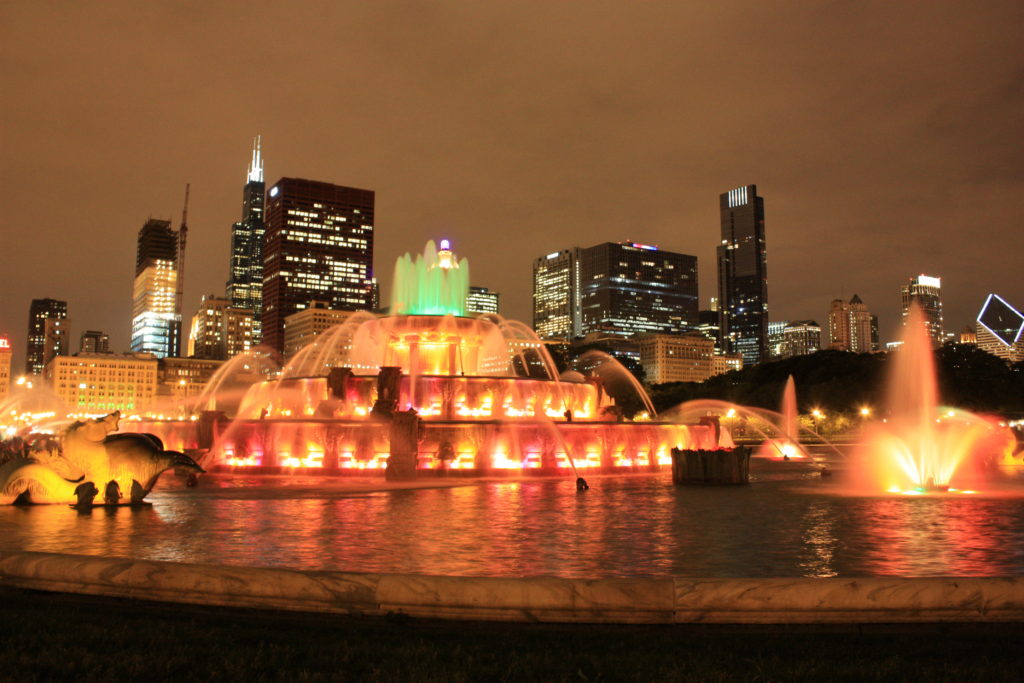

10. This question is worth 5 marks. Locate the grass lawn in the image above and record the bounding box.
[1,586,1021,681]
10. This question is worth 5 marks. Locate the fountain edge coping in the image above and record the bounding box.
[1,551,1023,624]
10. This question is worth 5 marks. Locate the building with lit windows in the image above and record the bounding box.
[158,357,225,401]
[717,184,768,365]
[767,321,788,359]
[578,242,698,338]
[25,298,68,375]
[45,353,158,414]
[975,293,1024,363]
[466,286,500,315]
[187,294,254,360]
[130,219,182,358]
[282,301,353,360]
[782,320,822,358]
[0,336,11,398]
[261,178,375,353]
[901,274,944,346]
[533,248,581,339]
[711,353,744,376]
[533,243,698,340]
[226,136,265,340]
[829,294,874,353]
[697,309,721,351]
[79,330,111,354]
[637,333,714,384]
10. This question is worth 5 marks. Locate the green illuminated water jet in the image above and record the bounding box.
[390,239,470,316]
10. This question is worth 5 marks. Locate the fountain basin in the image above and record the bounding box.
[3,550,1023,624]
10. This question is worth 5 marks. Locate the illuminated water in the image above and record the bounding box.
[3,454,1022,578]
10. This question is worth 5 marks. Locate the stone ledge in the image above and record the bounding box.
[1,551,1023,624]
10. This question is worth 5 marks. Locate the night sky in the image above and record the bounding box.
[2,1,1022,370]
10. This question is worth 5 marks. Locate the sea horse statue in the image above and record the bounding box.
[0,412,203,505]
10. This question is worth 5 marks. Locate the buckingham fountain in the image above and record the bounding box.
[122,239,723,478]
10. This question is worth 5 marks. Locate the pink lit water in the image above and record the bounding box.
[2,454,1022,578]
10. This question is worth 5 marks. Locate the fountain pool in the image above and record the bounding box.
[2,453,1023,578]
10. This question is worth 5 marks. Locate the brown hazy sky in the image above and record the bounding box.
[2,1,1022,370]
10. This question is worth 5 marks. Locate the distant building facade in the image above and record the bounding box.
[696,309,721,351]
[901,275,944,346]
[131,218,182,358]
[187,295,254,360]
[262,178,375,353]
[637,333,714,384]
[783,321,822,358]
[711,353,744,376]
[26,298,68,375]
[282,301,352,360]
[466,286,500,315]
[533,242,698,340]
[226,137,265,341]
[533,248,581,339]
[975,293,1024,363]
[79,330,110,354]
[0,336,11,398]
[45,352,158,414]
[717,184,768,365]
[158,357,225,401]
[578,242,698,338]
[829,294,874,353]
[768,321,788,359]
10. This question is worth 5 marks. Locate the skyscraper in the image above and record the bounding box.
[466,286,500,315]
[533,243,698,340]
[533,248,580,339]
[79,330,110,354]
[187,294,254,360]
[0,336,11,398]
[131,219,182,358]
[782,321,822,357]
[25,298,68,375]
[578,242,698,337]
[717,184,768,365]
[261,178,375,353]
[975,293,1024,363]
[828,294,874,353]
[901,274,944,346]
[226,137,265,339]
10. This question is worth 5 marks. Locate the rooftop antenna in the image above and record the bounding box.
[176,183,190,335]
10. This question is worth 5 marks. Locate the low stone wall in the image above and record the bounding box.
[2,551,1023,624]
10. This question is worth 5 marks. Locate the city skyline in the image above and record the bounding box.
[2,2,1022,370]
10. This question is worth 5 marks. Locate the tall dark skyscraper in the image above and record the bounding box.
[717,184,768,365]
[578,242,698,337]
[261,177,375,353]
[131,218,182,358]
[533,242,698,339]
[226,136,266,340]
[26,298,68,375]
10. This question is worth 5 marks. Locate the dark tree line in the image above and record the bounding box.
[648,346,1024,416]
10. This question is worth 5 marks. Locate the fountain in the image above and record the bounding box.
[123,240,723,476]
[852,304,1019,494]
[756,375,808,460]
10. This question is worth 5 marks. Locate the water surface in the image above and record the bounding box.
[2,457,1022,578]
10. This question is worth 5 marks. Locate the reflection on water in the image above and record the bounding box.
[2,460,1023,578]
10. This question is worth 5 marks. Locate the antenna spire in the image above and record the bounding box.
[176,183,190,341]
[247,135,264,183]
